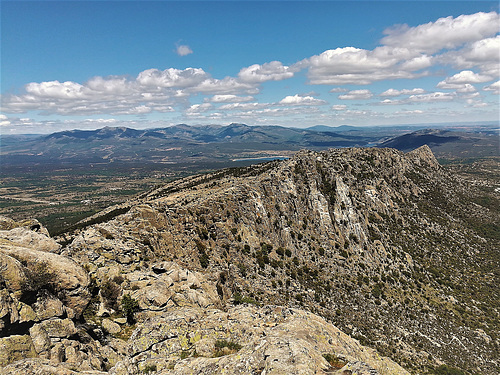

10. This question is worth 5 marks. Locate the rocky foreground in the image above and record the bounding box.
[0,218,406,375]
[0,146,498,374]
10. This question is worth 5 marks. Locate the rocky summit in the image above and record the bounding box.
[0,146,498,375]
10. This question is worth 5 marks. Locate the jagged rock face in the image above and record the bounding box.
[112,305,408,375]
[1,146,498,374]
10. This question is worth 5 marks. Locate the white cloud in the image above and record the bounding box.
[185,103,213,115]
[25,80,88,99]
[218,102,270,111]
[381,12,500,53]
[137,68,208,88]
[86,76,132,94]
[176,44,193,56]
[238,61,295,83]
[115,105,152,115]
[332,105,347,110]
[408,92,456,102]
[456,84,478,93]
[278,94,327,106]
[437,70,493,86]
[338,89,373,100]
[329,87,348,93]
[205,95,254,103]
[396,110,424,115]
[0,114,11,126]
[84,118,118,123]
[0,66,261,115]
[301,12,499,86]
[302,46,429,85]
[440,35,500,77]
[380,99,400,105]
[380,88,425,97]
[483,80,500,94]
[193,77,258,95]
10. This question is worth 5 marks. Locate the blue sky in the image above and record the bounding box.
[1,1,499,133]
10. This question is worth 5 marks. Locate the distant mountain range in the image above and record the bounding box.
[1,123,497,166]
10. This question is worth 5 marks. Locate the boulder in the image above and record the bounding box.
[0,227,61,253]
[0,244,90,317]
[102,319,121,335]
[33,319,77,339]
[0,335,37,367]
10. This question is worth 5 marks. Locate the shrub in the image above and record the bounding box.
[142,364,157,373]
[101,280,121,309]
[213,339,242,357]
[323,353,347,369]
[233,292,257,305]
[199,253,210,268]
[19,260,57,295]
[121,293,139,323]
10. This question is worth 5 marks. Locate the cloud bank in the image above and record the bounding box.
[1,11,498,131]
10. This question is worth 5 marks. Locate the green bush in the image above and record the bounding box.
[213,339,242,357]
[21,260,56,293]
[199,253,209,268]
[121,294,139,323]
[323,353,347,369]
[142,364,157,373]
[233,292,258,305]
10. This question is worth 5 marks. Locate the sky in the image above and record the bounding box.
[1,0,499,134]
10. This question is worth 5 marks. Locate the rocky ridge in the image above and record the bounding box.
[1,146,498,374]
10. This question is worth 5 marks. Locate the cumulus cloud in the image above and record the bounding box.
[329,87,348,93]
[115,105,152,115]
[185,103,213,115]
[407,92,456,102]
[1,66,262,115]
[205,95,254,103]
[137,68,208,88]
[0,114,11,127]
[299,12,498,86]
[438,70,493,86]
[193,77,258,95]
[176,44,193,56]
[302,46,429,85]
[238,61,295,83]
[380,88,426,97]
[218,102,270,111]
[439,35,500,76]
[278,94,327,106]
[2,11,498,125]
[483,80,500,94]
[381,12,500,53]
[338,89,373,100]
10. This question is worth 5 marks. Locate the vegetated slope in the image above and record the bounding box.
[56,145,499,374]
[0,124,373,165]
[378,128,499,159]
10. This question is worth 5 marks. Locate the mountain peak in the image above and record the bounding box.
[406,144,440,168]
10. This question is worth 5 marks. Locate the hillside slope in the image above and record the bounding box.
[1,146,498,374]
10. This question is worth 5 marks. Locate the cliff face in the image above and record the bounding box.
[0,146,498,374]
